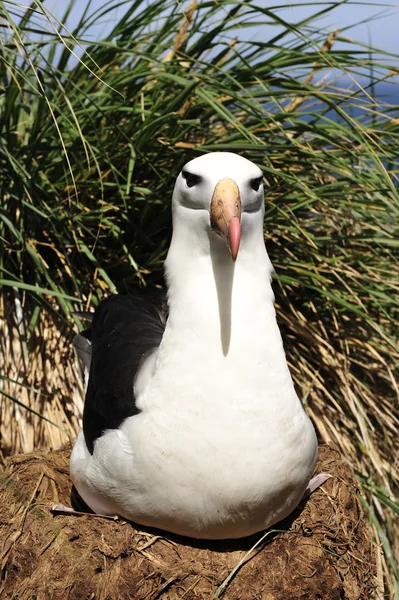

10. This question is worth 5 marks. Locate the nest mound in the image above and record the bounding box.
[0,445,376,599]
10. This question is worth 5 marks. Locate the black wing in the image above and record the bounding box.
[78,294,167,454]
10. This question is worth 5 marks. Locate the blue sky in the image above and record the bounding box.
[276,2,398,54]
[49,0,399,56]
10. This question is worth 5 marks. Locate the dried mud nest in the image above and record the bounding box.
[0,445,377,599]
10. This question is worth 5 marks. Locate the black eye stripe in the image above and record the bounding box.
[250,177,263,192]
[182,171,202,188]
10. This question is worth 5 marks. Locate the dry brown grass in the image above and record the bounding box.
[0,293,81,457]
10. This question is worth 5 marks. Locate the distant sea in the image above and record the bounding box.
[297,81,399,122]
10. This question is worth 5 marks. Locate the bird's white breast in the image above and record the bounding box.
[71,302,317,538]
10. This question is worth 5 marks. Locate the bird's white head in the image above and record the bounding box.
[170,152,265,262]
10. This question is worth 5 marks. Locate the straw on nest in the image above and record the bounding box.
[0,445,378,599]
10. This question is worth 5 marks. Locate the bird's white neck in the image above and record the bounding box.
[147,227,298,415]
[163,224,286,366]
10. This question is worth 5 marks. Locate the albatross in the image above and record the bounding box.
[69,152,318,539]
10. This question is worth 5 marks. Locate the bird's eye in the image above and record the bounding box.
[250,177,263,192]
[183,171,202,188]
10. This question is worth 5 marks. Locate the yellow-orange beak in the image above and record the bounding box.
[210,178,241,261]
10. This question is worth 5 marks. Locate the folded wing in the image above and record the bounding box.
[74,294,167,454]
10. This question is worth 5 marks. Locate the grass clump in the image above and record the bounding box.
[0,0,398,594]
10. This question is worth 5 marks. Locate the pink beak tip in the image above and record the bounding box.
[228,216,241,261]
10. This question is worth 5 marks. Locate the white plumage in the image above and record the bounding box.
[70,152,317,539]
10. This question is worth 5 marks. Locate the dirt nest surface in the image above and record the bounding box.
[0,445,376,599]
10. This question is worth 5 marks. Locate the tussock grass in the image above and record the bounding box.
[0,0,398,593]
